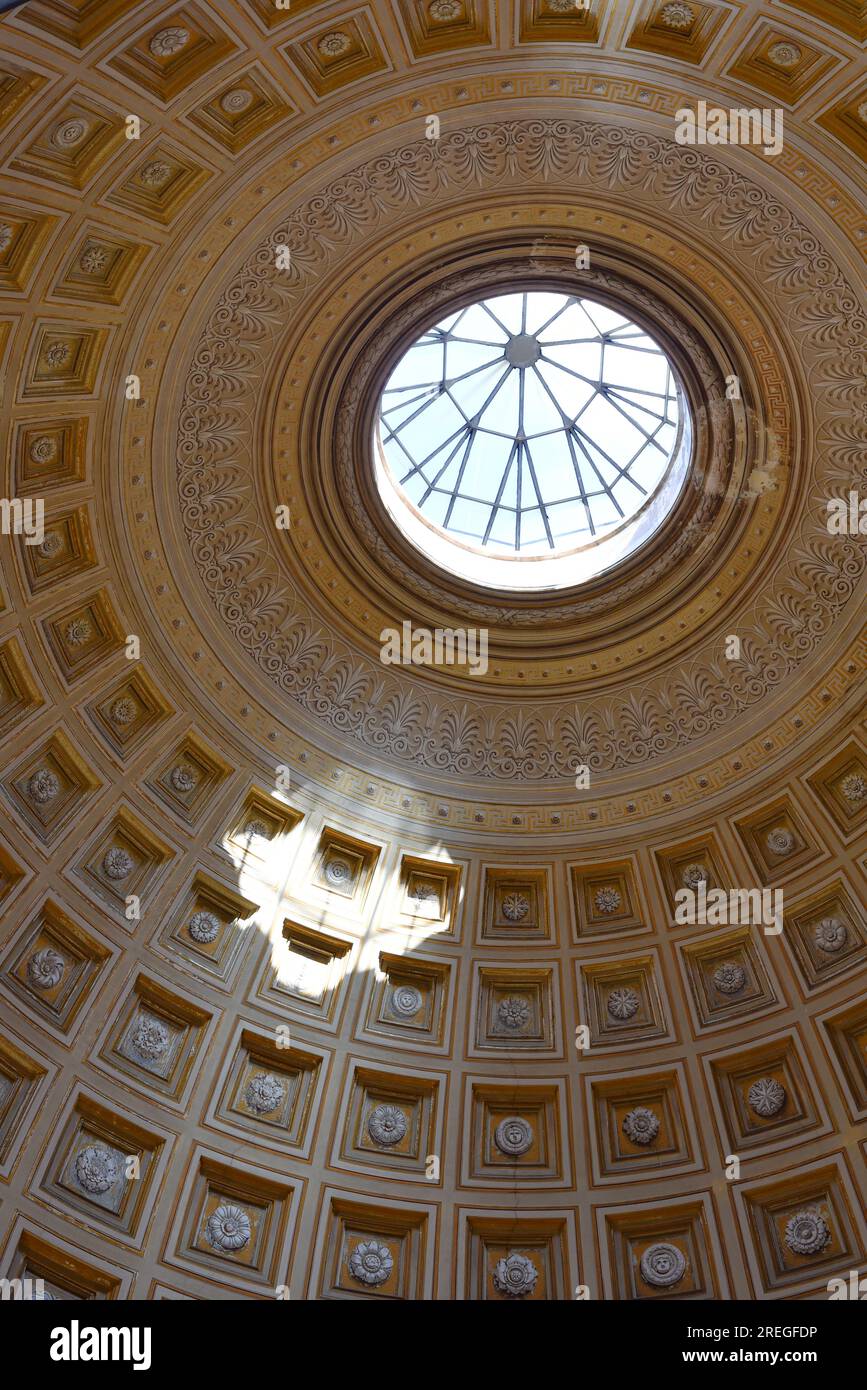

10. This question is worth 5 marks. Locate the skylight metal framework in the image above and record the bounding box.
[377,291,680,556]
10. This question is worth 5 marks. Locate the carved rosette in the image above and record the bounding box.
[324,858,352,888]
[367,1103,407,1146]
[188,910,220,943]
[640,1242,686,1288]
[813,917,848,954]
[492,1252,538,1298]
[348,1239,393,1286]
[622,1106,660,1145]
[245,1072,285,1115]
[784,1209,831,1257]
[747,1077,786,1117]
[493,1117,534,1157]
[206,1203,251,1253]
[681,863,707,890]
[27,947,65,990]
[713,962,746,995]
[74,1144,121,1195]
[497,996,530,1030]
[27,769,60,804]
[130,1014,170,1062]
[392,984,423,1017]
[501,892,530,922]
[594,887,622,914]
[607,987,640,1021]
[766,827,795,856]
[103,847,134,880]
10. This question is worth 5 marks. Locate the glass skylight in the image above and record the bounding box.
[376,291,681,562]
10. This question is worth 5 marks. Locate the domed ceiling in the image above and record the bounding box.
[0,0,864,1303]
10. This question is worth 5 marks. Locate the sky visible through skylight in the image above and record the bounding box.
[377,291,680,557]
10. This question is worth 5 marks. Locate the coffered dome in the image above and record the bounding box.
[0,0,864,1307]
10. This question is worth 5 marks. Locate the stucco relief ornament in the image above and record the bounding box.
[622,1106,660,1145]
[149,26,189,56]
[109,697,137,726]
[324,857,352,887]
[840,773,867,804]
[494,1117,534,1156]
[27,947,65,990]
[658,1,694,27]
[75,1144,120,1194]
[607,987,640,1021]
[348,1240,393,1286]
[392,984,423,1017]
[244,818,269,839]
[498,996,530,1030]
[813,917,848,953]
[501,891,530,922]
[766,827,795,856]
[139,160,171,187]
[367,1103,407,1146]
[221,88,253,113]
[428,0,463,20]
[131,1014,170,1061]
[27,768,59,803]
[594,886,621,913]
[170,763,198,792]
[45,343,70,369]
[784,1209,831,1257]
[410,883,438,906]
[681,863,707,890]
[318,30,351,57]
[206,1204,251,1253]
[103,846,134,880]
[767,41,801,67]
[546,0,583,10]
[178,118,865,784]
[51,118,87,147]
[64,617,91,645]
[245,1072,285,1114]
[747,1077,786,1117]
[640,1242,686,1288]
[38,531,63,558]
[188,910,220,943]
[30,435,57,463]
[0,223,12,252]
[492,1252,538,1298]
[80,245,108,274]
[713,961,746,994]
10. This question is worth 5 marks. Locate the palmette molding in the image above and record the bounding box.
[176,119,863,784]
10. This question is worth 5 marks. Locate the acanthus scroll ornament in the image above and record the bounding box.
[176,119,863,786]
